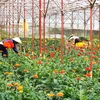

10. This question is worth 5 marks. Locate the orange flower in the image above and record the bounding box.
[14,63,20,67]
[98,56,100,58]
[47,93,55,97]
[60,70,65,74]
[56,92,64,97]
[7,83,13,87]
[33,74,38,79]
[92,61,96,64]
[4,72,13,75]
[24,69,29,73]
[17,86,23,91]
[69,57,73,62]
[4,72,9,75]
[53,70,58,74]
[76,77,81,80]
[3,41,14,48]
[24,53,30,57]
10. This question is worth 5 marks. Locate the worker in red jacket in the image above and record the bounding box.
[0,37,22,57]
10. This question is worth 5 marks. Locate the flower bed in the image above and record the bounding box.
[0,38,100,100]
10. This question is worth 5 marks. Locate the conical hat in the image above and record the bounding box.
[0,41,3,45]
[12,37,22,44]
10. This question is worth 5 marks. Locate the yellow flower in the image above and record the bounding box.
[56,92,64,97]
[9,72,13,75]
[97,68,100,71]
[4,72,13,75]
[84,57,89,60]
[47,93,55,97]
[23,41,26,43]
[76,42,86,48]
[0,62,2,64]
[13,83,20,87]
[19,90,23,93]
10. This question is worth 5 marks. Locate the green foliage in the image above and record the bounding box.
[0,38,100,100]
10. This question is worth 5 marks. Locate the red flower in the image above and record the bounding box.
[77,53,81,56]
[37,60,42,64]
[50,52,55,58]
[60,70,65,74]
[85,67,91,71]
[92,52,96,54]
[83,73,91,77]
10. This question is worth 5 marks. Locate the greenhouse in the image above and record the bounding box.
[0,0,100,100]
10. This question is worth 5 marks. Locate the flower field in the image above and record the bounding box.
[0,38,100,100]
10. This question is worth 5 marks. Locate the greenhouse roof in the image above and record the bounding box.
[0,0,99,12]
[0,0,100,30]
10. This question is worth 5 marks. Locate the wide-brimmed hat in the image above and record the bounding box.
[0,41,3,45]
[12,37,22,44]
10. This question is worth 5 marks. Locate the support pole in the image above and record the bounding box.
[43,0,46,51]
[60,0,64,64]
[71,11,74,35]
[90,0,93,78]
[32,0,34,52]
[48,16,50,38]
[39,0,42,56]
[54,14,57,39]
[24,0,26,41]
[6,3,7,37]
[12,0,14,38]
[99,5,100,41]
[8,0,10,38]
[17,0,19,37]
[84,9,86,37]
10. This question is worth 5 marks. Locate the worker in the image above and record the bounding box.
[0,37,22,57]
[68,35,80,45]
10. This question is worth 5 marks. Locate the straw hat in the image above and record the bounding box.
[12,37,22,44]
